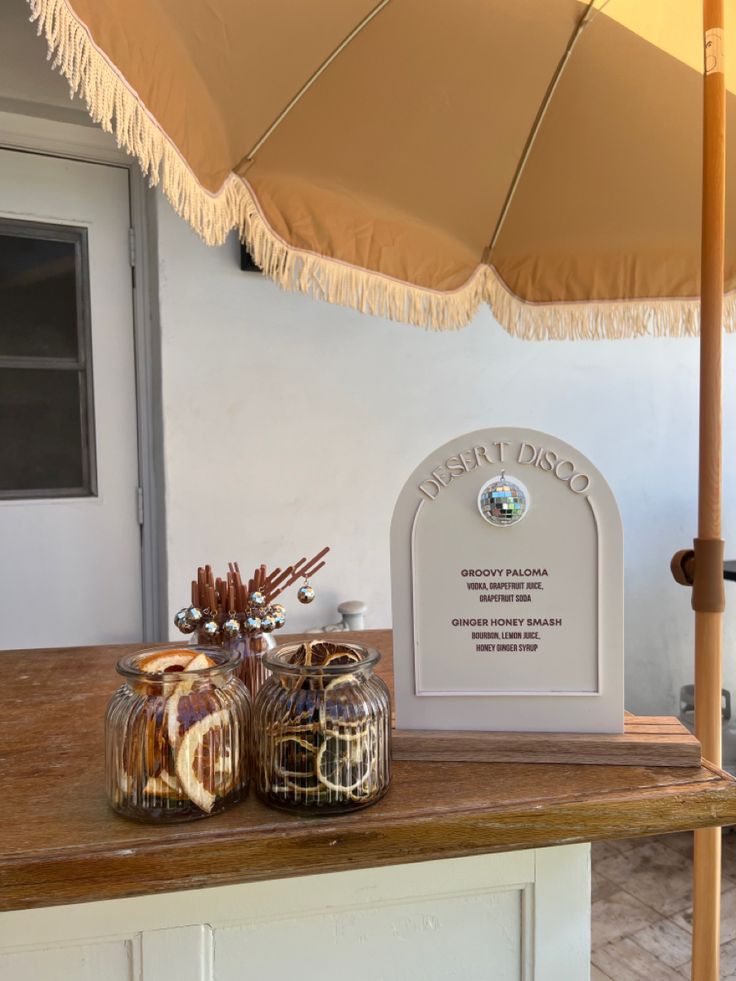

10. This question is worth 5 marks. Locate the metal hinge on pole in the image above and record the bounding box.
[136,485,144,526]
[128,227,136,267]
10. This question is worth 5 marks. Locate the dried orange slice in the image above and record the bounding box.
[174,709,232,812]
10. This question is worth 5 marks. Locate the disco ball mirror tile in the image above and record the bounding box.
[478,473,529,527]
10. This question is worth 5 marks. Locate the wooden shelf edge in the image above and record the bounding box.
[1,769,734,913]
[392,715,702,767]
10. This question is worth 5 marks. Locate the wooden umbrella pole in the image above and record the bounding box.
[692,2,726,979]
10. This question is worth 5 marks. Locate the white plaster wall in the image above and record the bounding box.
[0,4,79,111]
[157,203,736,717]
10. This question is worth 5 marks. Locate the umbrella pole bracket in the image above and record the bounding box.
[671,539,726,613]
[671,548,696,587]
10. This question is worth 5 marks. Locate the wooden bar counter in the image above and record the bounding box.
[2,629,735,912]
[1,630,735,980]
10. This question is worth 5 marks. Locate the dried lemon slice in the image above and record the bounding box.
[174,709,231,813]
[321,649,362,668]
[288,644,310,667]
[273,734,318,779]
[285,643,364,692]
[315,729,375,794]
[324,674,354,692]
[264,733,321,800]
[303,642,363,668]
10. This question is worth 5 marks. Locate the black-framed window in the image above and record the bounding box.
[0,218,97,498]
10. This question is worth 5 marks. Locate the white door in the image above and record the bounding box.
[0,148,143,649]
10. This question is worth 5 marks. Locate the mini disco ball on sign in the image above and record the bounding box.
[478,472,529,527]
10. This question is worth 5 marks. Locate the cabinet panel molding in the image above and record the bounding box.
[141,925,212,981]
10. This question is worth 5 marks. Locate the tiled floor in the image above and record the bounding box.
[591,830,736,979]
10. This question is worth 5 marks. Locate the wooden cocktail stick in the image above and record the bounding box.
[188,549,330,616]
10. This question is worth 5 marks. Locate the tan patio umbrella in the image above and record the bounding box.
[28,0,732,975]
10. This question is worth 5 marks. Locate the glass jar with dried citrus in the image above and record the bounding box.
[254,642,391,813]
[106,646,251,822]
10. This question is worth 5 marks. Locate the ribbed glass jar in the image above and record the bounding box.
[226,632,275,697]
[106,646,251,822]
[191,629,275,698]
[254,642,391,813]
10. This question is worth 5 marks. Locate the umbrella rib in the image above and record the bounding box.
[485,0,606,259]
[243,0,392,163]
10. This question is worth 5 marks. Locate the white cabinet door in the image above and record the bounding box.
[0,148,142,648]
[0,846,591,981]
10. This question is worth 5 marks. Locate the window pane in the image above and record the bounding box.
[0,368,88,493]
[0,228,80,359]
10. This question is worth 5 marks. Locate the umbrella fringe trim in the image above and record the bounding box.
[28,0,486,329]
[29,0,241,246]
[238,182,488,330]
[28,0,736,336]
[484,271,736,341]
[236,189,733,337]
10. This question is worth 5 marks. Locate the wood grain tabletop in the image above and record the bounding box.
[1,629,735,912]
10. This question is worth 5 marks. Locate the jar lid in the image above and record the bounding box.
[264,641,379,676]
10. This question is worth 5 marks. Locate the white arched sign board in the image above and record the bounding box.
[390,428,623,733]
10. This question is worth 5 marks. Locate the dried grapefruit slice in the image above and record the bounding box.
[160,769,180,791]
[143,770,185,799]
[183,652,215,671]
[165,653,218,746]
[120,698,170,781]
[174,709,232,813]
[138,649,194,674]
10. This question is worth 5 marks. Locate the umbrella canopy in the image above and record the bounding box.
[29,0,736,335]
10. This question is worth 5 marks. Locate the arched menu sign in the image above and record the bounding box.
[390,427,623,733]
